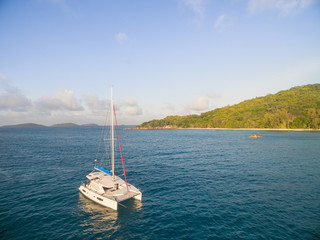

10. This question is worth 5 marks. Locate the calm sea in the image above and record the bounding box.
[0,127,319,239]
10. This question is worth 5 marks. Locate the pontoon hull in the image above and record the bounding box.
[79,185,118,210]
[79,184,142,210]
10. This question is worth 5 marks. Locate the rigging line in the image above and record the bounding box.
[113,104,130,194]
[96,105,109,164]
[109,113,112,171]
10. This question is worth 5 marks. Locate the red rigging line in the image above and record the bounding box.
[113,104,130,194]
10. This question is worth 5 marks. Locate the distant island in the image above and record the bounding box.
[137,84,320,130]
[50,123,99,127]
[0,123,100,128]
[0,123,47,128]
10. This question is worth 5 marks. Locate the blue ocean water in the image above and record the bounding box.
[0,127,319,239]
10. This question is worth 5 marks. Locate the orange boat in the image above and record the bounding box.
[250,135,263,138]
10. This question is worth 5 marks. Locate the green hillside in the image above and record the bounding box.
[138,84,320,129]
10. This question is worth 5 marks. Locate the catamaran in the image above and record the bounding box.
[79,88,142,210]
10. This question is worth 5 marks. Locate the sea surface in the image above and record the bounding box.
[0,127,319,239]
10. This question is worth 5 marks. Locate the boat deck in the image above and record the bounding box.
[103,187,140,202]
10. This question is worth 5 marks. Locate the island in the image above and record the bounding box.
[137,84,320,130]
[1,123,100,128]
[0,123,46,128]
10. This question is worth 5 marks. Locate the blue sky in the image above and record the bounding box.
[1,0,320,125]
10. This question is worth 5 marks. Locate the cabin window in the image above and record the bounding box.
[97,197,103,201]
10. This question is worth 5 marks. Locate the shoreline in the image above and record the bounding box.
[136,127,320,131]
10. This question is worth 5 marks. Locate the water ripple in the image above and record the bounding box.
[1,128,320,239]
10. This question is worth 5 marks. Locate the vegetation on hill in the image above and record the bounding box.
[138,84,320,129]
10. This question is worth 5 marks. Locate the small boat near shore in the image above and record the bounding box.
[250,135,263,138]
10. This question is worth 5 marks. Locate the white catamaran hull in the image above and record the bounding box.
[133,192,142,201]
[79,174,142,211]
[79,184,118,210]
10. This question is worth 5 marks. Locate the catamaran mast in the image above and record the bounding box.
[111,87,115,182]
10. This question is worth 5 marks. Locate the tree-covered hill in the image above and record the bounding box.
[138,84,320,129]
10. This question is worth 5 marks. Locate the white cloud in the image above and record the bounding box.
[0,76,145,125]
[123,97,137,106]
[84,93,107,110]
[125,106,143,116]
[182,0,205,18]
[0,74,31,111]
[0,91,31,111]
[115,32,128,45]
[121,97,143,116]
[188,97,209,111]
[214,14,234,30]
[247,0,317,16]
[0,75,147,125]
[36,89,83,111]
